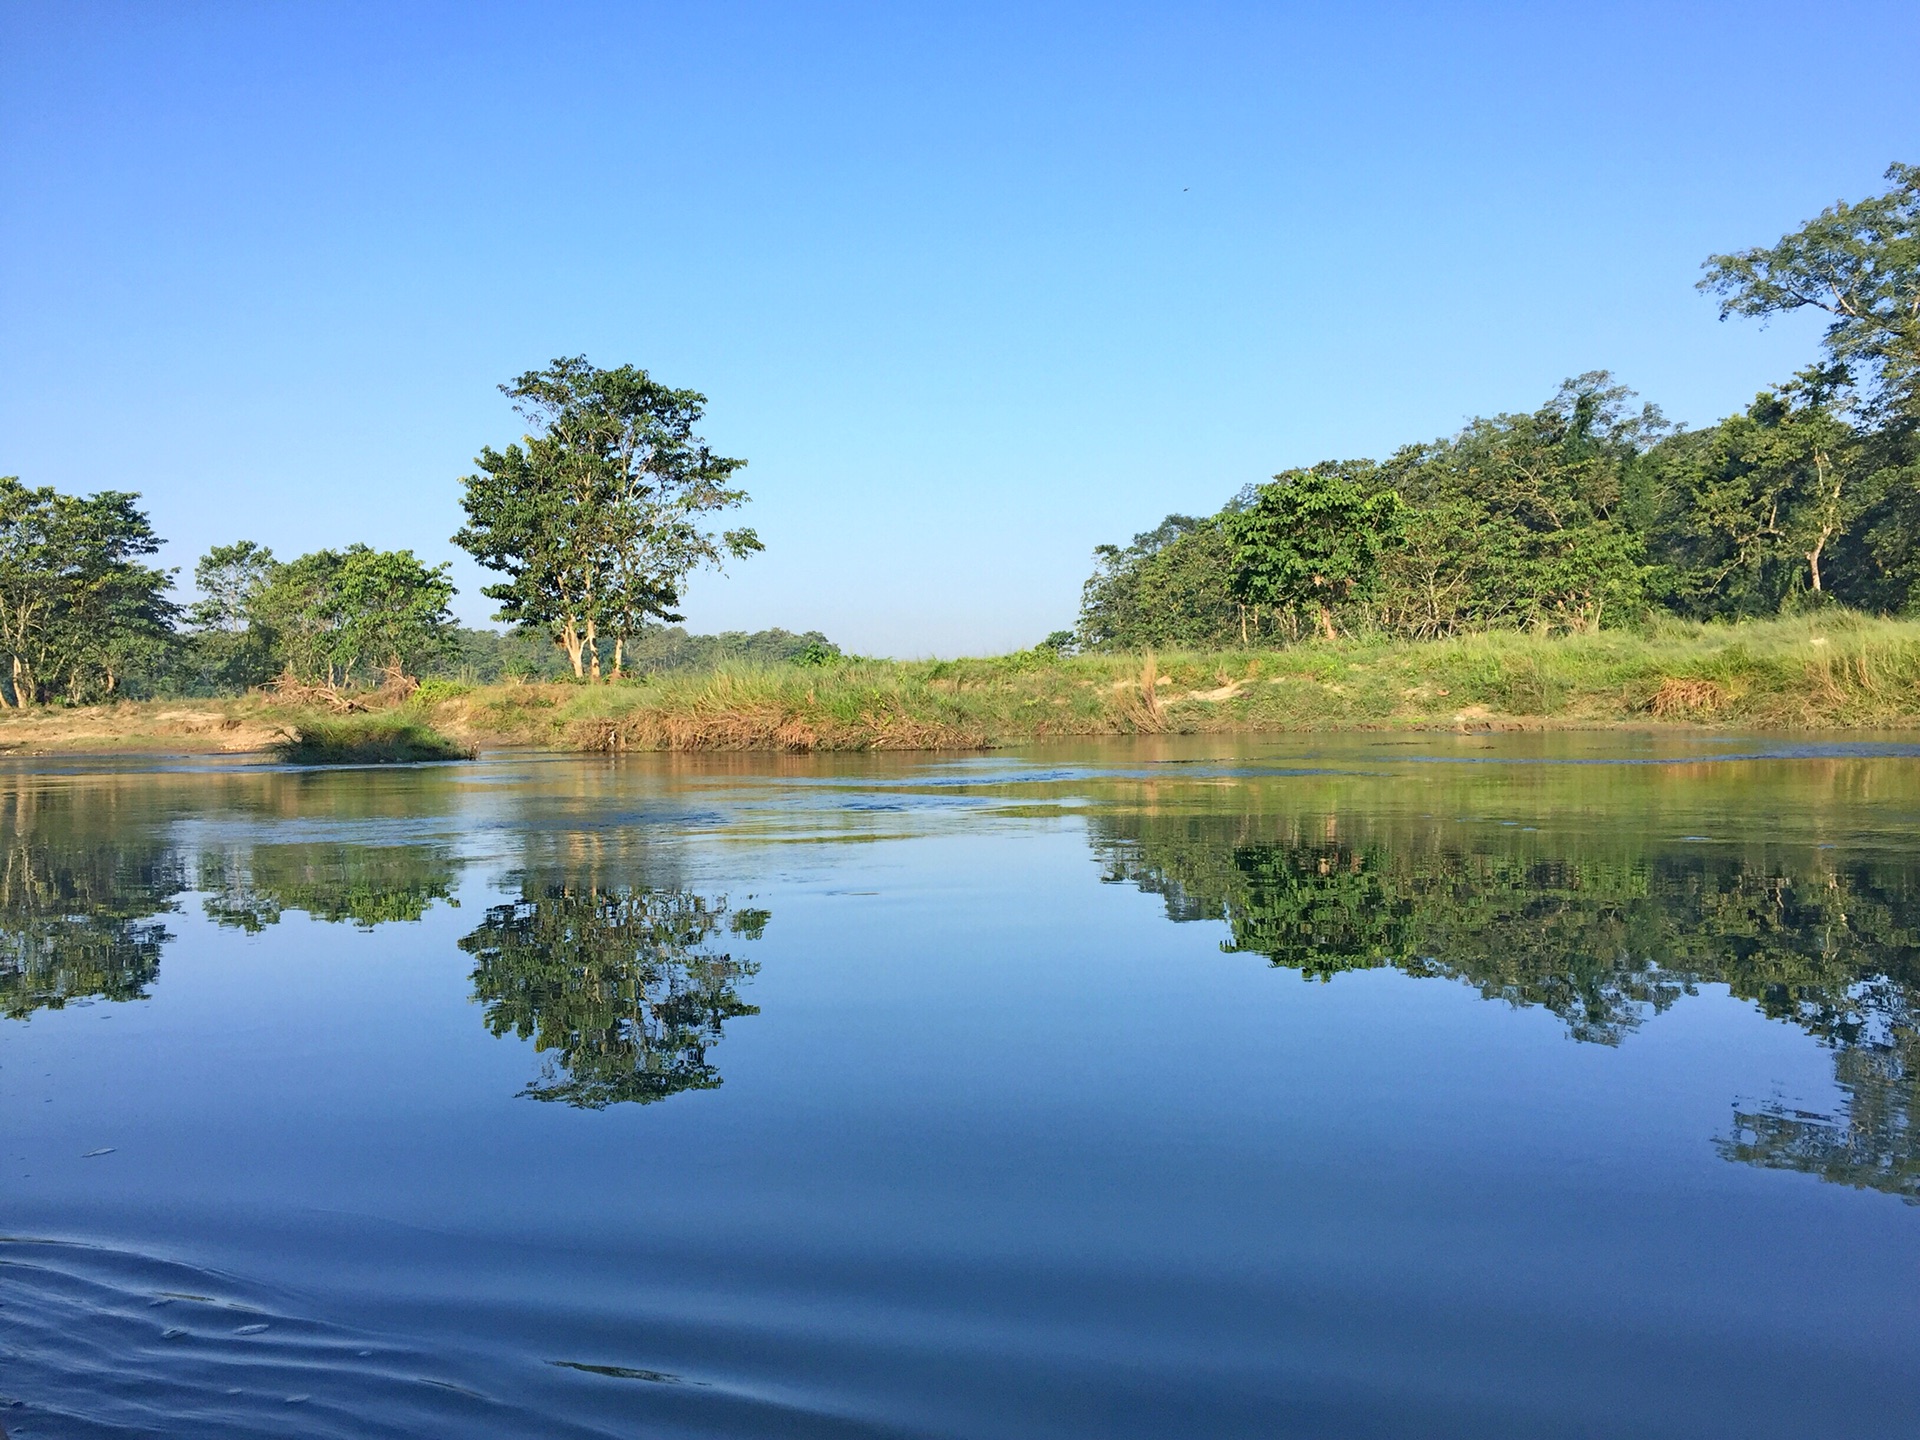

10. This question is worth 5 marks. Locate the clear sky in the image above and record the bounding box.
[4,2,1917,656]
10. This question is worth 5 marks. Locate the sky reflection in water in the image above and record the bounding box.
[3,736,1919,1437]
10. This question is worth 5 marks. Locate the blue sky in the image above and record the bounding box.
[3,2,1916,656]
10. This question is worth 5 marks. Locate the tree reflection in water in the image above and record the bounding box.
[1093,812,1920,1202]
[198,843,460,931]
[0,782,186,1018]
[460,885,767,1109]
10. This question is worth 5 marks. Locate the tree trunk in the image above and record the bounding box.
[587,616,601,682]
[1808,451,1837,594]
[561,618,586,677]
[1318,606,1335,641]
[1239,604,1247,646]
[611,636,624,680]
[11,655,30,708]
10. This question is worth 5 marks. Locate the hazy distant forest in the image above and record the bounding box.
[0,163,1915,709]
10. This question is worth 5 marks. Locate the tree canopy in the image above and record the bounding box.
[1700,161,1920,423]
[1224,467,1403,640]
[0,478,175,706]
[453,357,760,680]
[249,545,455,690]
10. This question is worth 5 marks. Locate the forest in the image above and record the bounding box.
[0,164,1915,710]
[1078,163,1920,651]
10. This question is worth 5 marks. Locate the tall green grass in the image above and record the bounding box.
[414,614,1920,752]
[273,711,477,764]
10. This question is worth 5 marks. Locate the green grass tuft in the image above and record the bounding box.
[274,712,477,765]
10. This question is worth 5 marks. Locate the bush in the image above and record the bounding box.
[413,678,474,704]
[274,714,476,765]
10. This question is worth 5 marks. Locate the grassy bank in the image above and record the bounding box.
[4,615,1919,758]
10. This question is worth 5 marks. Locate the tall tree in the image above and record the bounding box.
[187,541,276,633]
[1076,513,1242,651]
[183,541,279,692]
[1224,467,1403,640]
[1379,375,1663,634]
[0,479,175,706]
[335,546,458,686]
[1700,162,1920,423]
[252,545,454,690]
[453,357,760,680]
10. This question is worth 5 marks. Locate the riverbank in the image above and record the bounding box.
[4,614,1918,757]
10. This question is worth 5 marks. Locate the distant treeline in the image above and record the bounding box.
[0,509,836,707]
[440,625,840,685]
[0,354,841,706]
[1079,163,1920,651]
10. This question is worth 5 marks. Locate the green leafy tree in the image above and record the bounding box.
[1079,377,1674,646]
[1386,376,1662,634]
[1698,166,1920,613]
[453,357,760,681]
[188,541,276,632]
[1646,380,1865,612]
[1225,467,1403,640]
[1076,514,1241,651]
[253,545,454,689]
[336,546,458,685]
[0,478,176,706]
[1701,162,1920,423]
[183,541,279,691]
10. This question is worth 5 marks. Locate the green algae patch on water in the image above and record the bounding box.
[273,713,477,765]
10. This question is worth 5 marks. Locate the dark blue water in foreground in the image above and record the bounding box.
[4,733,1920,1437]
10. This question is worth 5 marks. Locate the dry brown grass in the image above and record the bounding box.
[1647,677,1728,718]
[574,701,988,752]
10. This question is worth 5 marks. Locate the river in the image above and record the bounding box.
[4,734,1918,1436]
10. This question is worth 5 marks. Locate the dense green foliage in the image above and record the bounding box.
[167,541,458,696]
[1080,165,1920,651]
[0,477,176,706]
[1225,467,1403,640]
[453,357,761,680]
[251,545,457,689]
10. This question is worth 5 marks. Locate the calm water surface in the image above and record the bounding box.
[4,733,1920,1437]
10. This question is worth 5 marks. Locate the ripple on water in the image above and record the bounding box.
[0,1237,614,1439]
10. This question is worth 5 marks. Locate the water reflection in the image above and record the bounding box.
[459,884,766,1108]
[1092,811,1920,1201]
[0,783,186,1017]
[197,843,461,931]
[0,771,769,1108]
